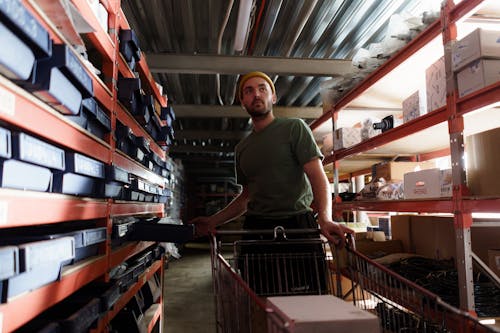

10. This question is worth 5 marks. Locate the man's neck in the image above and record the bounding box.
[252,112,275,132]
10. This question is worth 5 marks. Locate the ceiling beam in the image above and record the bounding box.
[172,104,322,118]
[175,130,250,140]
[145,53,354,77]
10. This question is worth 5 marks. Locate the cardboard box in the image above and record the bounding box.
[333,127,361,150]
[466,127,500,196]
[425,57,446,112]
[488,249,500,277]
[402,90,427,123]
[404,168,452,199]
[457,59,500,98]
[374,161,435,182]
[452,28,500,72]
[266,295,380,332]
[391,215,500,262]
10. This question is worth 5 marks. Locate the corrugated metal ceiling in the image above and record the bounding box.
[121,0,440,177]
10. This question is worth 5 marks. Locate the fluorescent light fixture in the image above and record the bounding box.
[234,0,253,52]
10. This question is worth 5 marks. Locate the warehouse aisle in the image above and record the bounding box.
[163,243,216,333]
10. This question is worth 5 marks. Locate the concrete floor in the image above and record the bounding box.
[163,243,216,333]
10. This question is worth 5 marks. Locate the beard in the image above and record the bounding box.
[244,99,272,118]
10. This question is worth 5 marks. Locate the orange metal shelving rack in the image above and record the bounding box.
[0,1,170,332]
[312,0,500,315]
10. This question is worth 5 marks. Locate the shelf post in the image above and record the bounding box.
[442,0,475,313]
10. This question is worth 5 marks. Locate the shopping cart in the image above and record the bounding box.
[210,228,499,333]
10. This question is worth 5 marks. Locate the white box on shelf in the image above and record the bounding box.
[457,59,500,98]
[425,56,446,112]
[452,28,500,72]
[266,295,380,333]
[404,168,452,199]
[402,90,427,123]
[333,127,361,150]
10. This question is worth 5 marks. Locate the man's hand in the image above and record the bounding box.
[187,216,217,238]
[319,221,354,249]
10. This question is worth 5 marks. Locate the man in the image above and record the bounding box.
[189,71,353,247]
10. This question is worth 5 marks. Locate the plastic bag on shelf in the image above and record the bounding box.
[376,180,404,200]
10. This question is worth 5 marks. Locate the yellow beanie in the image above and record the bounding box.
[238,71,275,100]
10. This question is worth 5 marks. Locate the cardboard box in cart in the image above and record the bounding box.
[266,295,380,332]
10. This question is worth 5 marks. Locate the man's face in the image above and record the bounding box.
[240,76,276,118]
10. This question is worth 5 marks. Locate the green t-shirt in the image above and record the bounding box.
[235,118,323,217]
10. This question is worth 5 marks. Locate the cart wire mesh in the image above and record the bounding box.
[335,235,500,333]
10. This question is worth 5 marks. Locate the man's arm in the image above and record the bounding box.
[188,186,249,236]
[303,157,354,247]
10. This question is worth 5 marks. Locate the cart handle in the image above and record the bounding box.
[214,227,320,237]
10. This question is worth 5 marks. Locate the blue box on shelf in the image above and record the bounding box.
[37,44,93,98]
[12,132,65,170]
[0,0,52,58]
[106,165,130,184]
[0,246,18,280]
[2,237,75,302]
[52,172,101,197]
[0,127,11,159]
[87,105,111,140]
[119,29,141,61]
[31,66,83,115]
[0,159,52,192]
[0,226,106,264]
[65,152,105,179]
[0,22,35,81]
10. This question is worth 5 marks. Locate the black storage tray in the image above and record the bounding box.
[113,264,139,293]
[59,298,101,333]
[0,21,35,81]
[110,295,147,333]
[119,29,141,57]
[96,281,121,311]
[119,42,138,70]
[31,66,82,115]
[0,159,52,192]
[101,181,123,198]
[53,172,102,197]
[37,44,93,97]
[117,77,141,101]
[65,152,105,179]
[81,97,97,117]
[111,219,137,246]
[3,237,75,302]
[0,0,51,58]
[12,132,65,170]
[13,319,61,333]
[0,246,18,280]
[64,109,88,129]
[129,222,194,243]
[0,126,11,159]
[134,136,151,153]
[106,165,130,184]
[141,272,161,308]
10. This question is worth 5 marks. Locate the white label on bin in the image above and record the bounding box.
[0,202,7,225]
[0,88,15,117]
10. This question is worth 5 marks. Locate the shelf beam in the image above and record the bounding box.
[0,256,107,332]
[0,190,108,227]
